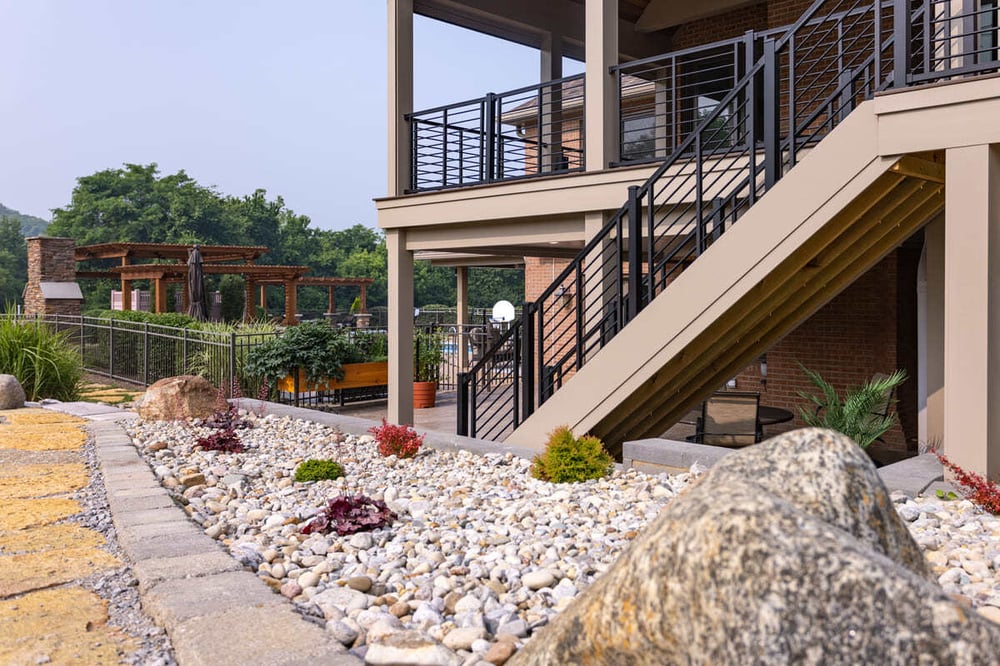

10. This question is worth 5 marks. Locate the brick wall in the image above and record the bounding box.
[24,236,82,317]
[671,3,768,50]
[732,252,911,448]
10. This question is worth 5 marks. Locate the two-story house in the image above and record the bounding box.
[376,0,1000,479]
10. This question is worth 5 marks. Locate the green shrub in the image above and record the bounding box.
[294,458,345,483]
[93,309,200,329]
[0,314,83,401]
[797,365,907,449]
[244,321,365,385]
[531,425,613,483]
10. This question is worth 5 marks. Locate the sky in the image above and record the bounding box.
[0,1,579,231]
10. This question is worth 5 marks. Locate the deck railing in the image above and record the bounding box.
[407,75,585,192]
[457,0,1000,441]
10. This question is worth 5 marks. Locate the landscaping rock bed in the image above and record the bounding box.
[127,412,693,663]
[126,413,1000,663]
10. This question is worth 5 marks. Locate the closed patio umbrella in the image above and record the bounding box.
[186,245,207,321]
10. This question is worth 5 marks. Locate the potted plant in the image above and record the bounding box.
[413,329,444,408]
[245,320,365,392]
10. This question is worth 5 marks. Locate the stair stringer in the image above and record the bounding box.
[504,100,926,451]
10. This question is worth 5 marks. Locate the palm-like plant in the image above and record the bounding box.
[797,366,907,449]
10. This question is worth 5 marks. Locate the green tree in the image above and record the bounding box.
[0,217,27,306]
[49,163,236,246]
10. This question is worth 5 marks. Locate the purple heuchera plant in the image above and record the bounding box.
[301,494,397,536]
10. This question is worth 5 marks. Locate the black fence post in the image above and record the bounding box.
[484,93,497,182]
[893,0,910,88]
[229,332,238,398]
[626,185,643,321]
[763,37,780,189]
[143,322,150,386]
[456,372,469,436]
[108,318,115,380]
[521,305,535,422]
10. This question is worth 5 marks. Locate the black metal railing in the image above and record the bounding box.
[458,0,999,441]
[614,35,753,165]
[408,75,585,192]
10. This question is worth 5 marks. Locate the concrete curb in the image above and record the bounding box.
[246,400,541,461]
[622,436,949,495]
[87,417,362,665]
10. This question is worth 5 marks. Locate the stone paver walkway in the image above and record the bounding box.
[0,408,134,665]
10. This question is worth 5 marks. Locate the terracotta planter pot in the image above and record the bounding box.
[413,380,437,409]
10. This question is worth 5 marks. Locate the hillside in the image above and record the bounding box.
[0,203,49,236]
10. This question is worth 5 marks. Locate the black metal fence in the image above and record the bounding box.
[17,314,278,399]
[457,0,1000,440]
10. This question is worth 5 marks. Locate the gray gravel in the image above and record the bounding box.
[73,433,177,666]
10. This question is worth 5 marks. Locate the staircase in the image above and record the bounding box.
[457,0,996,451]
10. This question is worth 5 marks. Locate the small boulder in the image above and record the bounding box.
[0,374,26,410]
[512,429,1000,664]
[137,375,219,421]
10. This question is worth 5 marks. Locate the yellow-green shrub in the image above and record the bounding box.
[530,425,613,483]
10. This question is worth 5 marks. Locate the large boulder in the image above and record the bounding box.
[0,374,26,410]
[137,375,219,421]
[512,429,1000,664]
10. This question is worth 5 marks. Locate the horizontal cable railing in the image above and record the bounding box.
[408,75,585,193]
[613,35,752,166]
[459,0,1000,441]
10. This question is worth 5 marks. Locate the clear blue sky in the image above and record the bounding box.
[1,2,578,230]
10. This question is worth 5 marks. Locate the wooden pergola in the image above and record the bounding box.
[73,242,372,325]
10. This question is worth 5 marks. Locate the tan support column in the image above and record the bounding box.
[456,266,470,371]
[387,229,414,425]
[920,214,945,449]
[153,278,167,313]
[388,0,413,196]
[585,0,618,171]
[943,144,1000,477]
[284,280,298,326]
[540,32,564,173]
[244,278,256,323]
[120,279,132,311]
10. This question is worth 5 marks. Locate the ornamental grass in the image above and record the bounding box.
[0,315,83,401]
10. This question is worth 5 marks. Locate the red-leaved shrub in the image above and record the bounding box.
[936,453,1000,515]
[301,494,397,535]
[196,429,244,453]
[369,418,423,458]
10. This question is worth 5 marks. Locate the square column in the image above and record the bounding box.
[918,215,945,448]
[388,0,413,196]
[540,32,564,173]
[121,279,132,311]
[944,144,1000,477]
[456,266,470,371]
[153,278,168,313]
[388,229,414,425]
[585,0,618,171]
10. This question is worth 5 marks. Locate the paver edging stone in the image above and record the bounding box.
[86,419,361,665]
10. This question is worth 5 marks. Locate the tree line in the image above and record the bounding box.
[1,164,524,317]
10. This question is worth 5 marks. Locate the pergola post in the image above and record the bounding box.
[284,279,298,326]
[153,278,167,313]
[326,286,335,315]
[120,278,132,311]
[244,278,256,322]
[360,283,368,313]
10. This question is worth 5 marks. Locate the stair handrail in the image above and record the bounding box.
[458,0,913,440]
